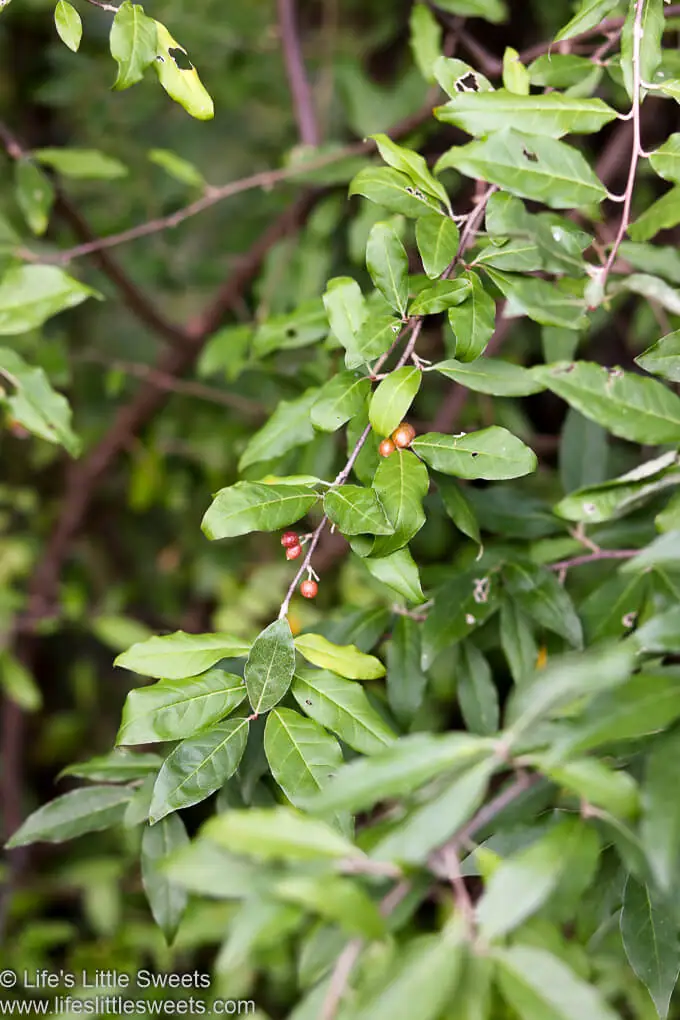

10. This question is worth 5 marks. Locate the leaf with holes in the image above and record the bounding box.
[435,91,616,138]
[349,166,444,217]
[370,133,451,210]
[412,428,536,480]
[153,21,213,119]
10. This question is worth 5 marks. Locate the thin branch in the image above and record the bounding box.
[439,845,475,936]
[548,548,639,571]
[28,100,438,264]
[84,0,119,10]
[596,0,645,301]
[277,0,320,146]
[78,352,264,415]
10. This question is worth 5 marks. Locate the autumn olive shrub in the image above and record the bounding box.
[9,0,680,1017]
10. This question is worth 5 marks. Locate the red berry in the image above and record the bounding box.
[379,438,396,458]
[392,422,416,449]
[300,579,318,599]
[281,531,300,548]
[286,544,302,560]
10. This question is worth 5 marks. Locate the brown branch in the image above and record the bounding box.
[277,0,320,147]
[548,548,639,571]
[0,121,186,350]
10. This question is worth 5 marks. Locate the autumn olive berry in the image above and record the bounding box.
[379,438,396,458]
[281,531,300,548]
[392,422,416,449]
[286,544,302,560]
[300,579,318,599]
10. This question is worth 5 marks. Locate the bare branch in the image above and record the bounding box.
[277,0,320,146]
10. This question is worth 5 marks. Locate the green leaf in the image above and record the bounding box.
[494,944,619,1020]
[238,389,317,470]
[581,571,649,644]
[116,670,246,745]
[416,215,459,279]
[292,670,396,755]
[252,300,326,357]
[447,270,496,361]
[371,449,429,556]
[650,134,680,185]
[621,0,664,99]
[623,273,680,315]
[353,925,466,1020]
[555,454,680,524]
[311,373,370,432]
[324,485,394,536]
[348,315,401,370]
[15,159,54,235]
[371,757,495,864]
[0,347,81,456]
[542,758,639,819]
[409,4,442,85]
[349,166,443,217]
[555,0,618,41]
[369,366,422,437]
[436,129,606,209]
[422,569,501,669]
[34,148,127,179]
[503,47,530,95]
[148,148,205,188]
[642,732,680,891]
[115,631,249,679]
[386,616,428,723]
[0,265,96,336]
[245,619,295,715]
[303,732,492,814]
[59,749,162,782]
[412,428,537,480]
[435,91,616,138]
[621,531,680,572]
[54,0,82,52]
[457,643,500,736]
[529,53,600,88]
[0,651,42,712]
[275,874,384,938]
[503,561,583,648]
[500,597,538,685]
[637,329,680,381]
[552,673,680,759]
[363,547,425,603]
[621,876,680,1019]
[161,841,260,899]
[202,806,360,861]
[366,221,409,315]
[109,1,157,90]
[434,358,544,397]
[629,186,680,242]
[141,814,189,944]
[370,134,451,210]
[409,278,471,315]
[322,276,367,355]
[264,707,343,808]
[294,633,385,680]
[532,361,680,444]
[559,408,609,495]
[202,482,318,540]
[633,606,680,654]
[477,818,597,940]
[437,476,481,543]
[6,787,133,848]
[433,0,506,21]
[153,20,214,120]
[485,269,588,330]
[620,242,680,285]
[149,718,249,822]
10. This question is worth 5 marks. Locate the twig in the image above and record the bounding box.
[439,845,475,936]
[77,352,263,415]
[596,0,646,302]
[84,0,118,10]
[548,548,639,571]
[277,0,320,147]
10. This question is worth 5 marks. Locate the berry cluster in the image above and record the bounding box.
[379,421,416,458]
[280,532,318,598]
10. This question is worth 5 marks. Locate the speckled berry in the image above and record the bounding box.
[300,579,318,599]
[281,531,300,548]
[379,438,396,458]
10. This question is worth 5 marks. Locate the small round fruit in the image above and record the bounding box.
[379,438,396,458]
[286,544,302,561]
[392,422,416,449]
[281,531,300,548]
[300,579,318,599]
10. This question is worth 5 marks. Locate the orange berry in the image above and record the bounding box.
[281,531,300,548]
[300,579,318,599]
[392,422,416,449]
[286,544,302,560]
[379,438,396,458]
